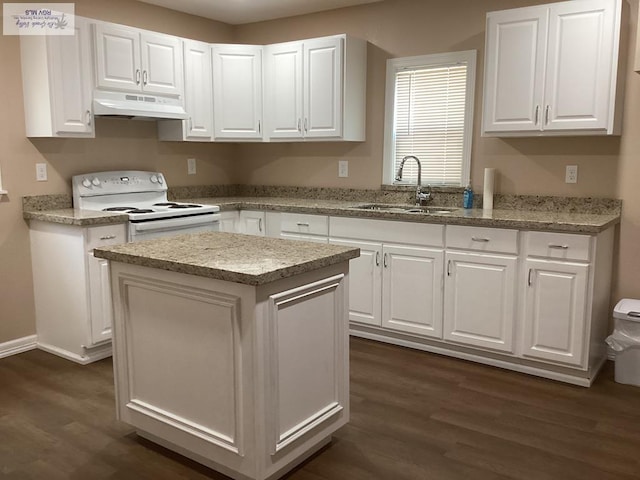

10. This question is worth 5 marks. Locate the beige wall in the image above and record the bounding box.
[0,0,236,343]
[1,0,639,346]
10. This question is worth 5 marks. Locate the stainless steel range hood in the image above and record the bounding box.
[93,90,188,120]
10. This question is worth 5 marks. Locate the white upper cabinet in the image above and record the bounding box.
[158,39,213,141]
[482,0,622,136]
[212,44,263,140]
[94,23,183,97]
[20,16,94,137]
[265,35,367,141]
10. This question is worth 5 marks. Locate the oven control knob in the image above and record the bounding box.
[150,175,158,184]
[157,175,164,185]
[91,177,101,187]
[82,178,91,188]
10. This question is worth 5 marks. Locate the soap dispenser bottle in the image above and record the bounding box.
[463,183,473,209]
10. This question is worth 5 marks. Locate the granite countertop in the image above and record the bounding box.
[94,231,360,285]
[23,208,129,226]
[186,197,620,234]
[23,195,621,233]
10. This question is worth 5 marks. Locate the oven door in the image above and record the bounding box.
[129,213,220,242]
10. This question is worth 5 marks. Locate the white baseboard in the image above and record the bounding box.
[0,335,37,359]
[37,341,112,365]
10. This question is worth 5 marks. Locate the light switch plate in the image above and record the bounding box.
[36,163,47,181]
[565,165,578,184]
[338,160,349,178]
[187,158,197,175]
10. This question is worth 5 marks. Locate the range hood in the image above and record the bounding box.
[93,90,188,120]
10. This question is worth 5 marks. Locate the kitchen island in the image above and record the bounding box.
[94,232,359,480]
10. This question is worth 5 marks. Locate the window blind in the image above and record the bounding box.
[393,64,468,185]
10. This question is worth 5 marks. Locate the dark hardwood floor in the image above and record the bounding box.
[1,338,639,479]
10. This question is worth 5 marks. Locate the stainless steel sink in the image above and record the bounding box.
[351,204,459,214]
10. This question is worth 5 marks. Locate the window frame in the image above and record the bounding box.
[382,50,477,187]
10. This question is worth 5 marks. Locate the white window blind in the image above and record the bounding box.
[383,50,476,187]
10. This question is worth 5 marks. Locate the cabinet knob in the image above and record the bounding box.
[545,105,550,125]
[548,244,569,249]
[471,237,490,242]
[534,105,539,125]
[100,235,116,240]
[142,70,148,86]
[136,69,141,85]
[86,110,92,126]
[375,251,380,267]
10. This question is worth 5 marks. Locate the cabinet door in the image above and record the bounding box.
[482,6,548,133]
[543,0,618,131]
[218,211,239,233]
[238,210,265,236]
[382,244,444,338]
[330,238,382,326]
[94,23,141,92]
[183,40,213,139]
[141,32,183,97]
[212,45,263,139]
[303,36,343,138]
[444,251,517,352]
[523,259,589,367]
[47,17,93,136]
[265,42,304,139]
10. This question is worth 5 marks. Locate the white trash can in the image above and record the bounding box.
[606,299,640,387]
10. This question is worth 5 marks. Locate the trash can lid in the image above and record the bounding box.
[614,298,640,321]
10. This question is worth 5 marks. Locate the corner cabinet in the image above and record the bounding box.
[19,16,94,137]
[29,220,127,364]
[94,22,184,97]
[264,35,367,141]
[158,39,213,142]
[211,44,263,141]
[482,0,623,136]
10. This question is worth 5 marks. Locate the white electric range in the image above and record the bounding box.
[72,170,220,241]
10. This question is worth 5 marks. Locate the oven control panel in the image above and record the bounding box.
[73,171,166,197]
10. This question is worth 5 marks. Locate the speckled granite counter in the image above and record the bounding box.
[94,231,360,285]
[23,193,621,233]
[23,208,128,226]
[183,197,620,234]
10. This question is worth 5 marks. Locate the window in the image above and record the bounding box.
[383,50,476,186]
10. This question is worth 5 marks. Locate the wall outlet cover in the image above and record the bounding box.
[338,160,349,178]
[35,163,47,182]
[565,165,578,184]
[187,158,197,175]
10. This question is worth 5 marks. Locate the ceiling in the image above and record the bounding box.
[138,0,383,25]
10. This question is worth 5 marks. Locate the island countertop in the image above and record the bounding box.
[93,231,360,285]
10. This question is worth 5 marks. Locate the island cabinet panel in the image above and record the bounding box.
[109,260,350,480]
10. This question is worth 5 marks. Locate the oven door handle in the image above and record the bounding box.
[130,214,220,233]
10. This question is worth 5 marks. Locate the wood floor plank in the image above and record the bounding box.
[1,339,639,479]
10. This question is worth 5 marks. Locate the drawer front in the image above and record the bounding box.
[86,224,127,250]
[280,213,328,236]
[330,216,444,247]
[446,225,518,254]
[525,231,591,261]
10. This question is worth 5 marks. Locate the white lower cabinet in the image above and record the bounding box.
[329,217,445,339]
[238,210,266,236]
[444,251,517,353]
[29,220,127,363]
[522,259,589,366]
[218,210,240,233]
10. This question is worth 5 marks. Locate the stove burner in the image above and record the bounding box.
[128,209,155,214]
[103,207,137,212]
[168,204,202,209]
[152,202,179,206]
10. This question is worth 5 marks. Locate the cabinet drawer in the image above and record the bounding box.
[280,213,328,236]
[86,224,127,250]
[525,231,591,261]
[446,225,518,254]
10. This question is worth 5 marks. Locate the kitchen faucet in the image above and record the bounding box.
[395,155,432,206]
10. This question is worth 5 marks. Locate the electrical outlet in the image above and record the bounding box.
[36,163,47,181]
[187,158,197,175]
[565,165,578,184]
[338,160,349,178]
